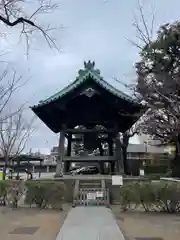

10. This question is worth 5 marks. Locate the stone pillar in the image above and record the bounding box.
[47,166,49,173]
[55,127,65,177]
[115,132,124,174]
[64,133,72,173]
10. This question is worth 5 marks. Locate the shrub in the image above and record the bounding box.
[146,173,161,180]
[0,181,7,205]
[119,183,140,211]
[0,180,25,207]
[144,165,169,174]
[119,182,180,213]
[25,181,65,209]
[154,182,180,213]
[163,170,172,178]
[136,182,156,211]
[6,180,25,208]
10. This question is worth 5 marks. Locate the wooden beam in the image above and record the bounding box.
[64,156,115,162]
[71,136,109,142]
[66,128,115,133]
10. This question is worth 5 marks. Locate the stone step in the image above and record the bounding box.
[79,182,101,186]
[79,180,102,189]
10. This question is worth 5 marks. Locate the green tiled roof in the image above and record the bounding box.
[31,61,138,108]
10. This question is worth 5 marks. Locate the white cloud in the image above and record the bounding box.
[1,0,180,151]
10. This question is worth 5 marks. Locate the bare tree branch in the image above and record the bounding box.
[0,0,60,51]
[0,66,29,122]
[127,0,155,49]
[0,108,36,178]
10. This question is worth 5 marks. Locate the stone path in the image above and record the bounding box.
[56,207,125,240]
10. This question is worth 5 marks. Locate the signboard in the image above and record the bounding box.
[96,191,104,198]
[112,175,123,185]
[87,192,96,200]
[140,169,145,176]
[33,173,40,180]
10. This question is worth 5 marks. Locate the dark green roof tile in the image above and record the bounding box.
[31,61,138,109]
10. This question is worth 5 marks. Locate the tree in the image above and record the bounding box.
[0,108,35,179]
[0,0,59,51]
[0,67,27,119]
[120,121,141,175]
[134,21,180,177]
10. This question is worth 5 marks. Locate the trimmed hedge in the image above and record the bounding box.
[0,180,65,209]
[119,182,180,213]
[144,165,169,174]
[25,180,65,209]
[0,180,25,207]
[1,180,180,213]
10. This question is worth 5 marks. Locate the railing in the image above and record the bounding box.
[74,188,110,207]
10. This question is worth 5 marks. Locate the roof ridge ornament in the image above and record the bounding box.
[78,60,100,77]
[84,60,95,70]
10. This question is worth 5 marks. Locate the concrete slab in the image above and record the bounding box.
[56,207,125,240]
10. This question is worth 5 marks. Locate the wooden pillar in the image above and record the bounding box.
[67,133,72,156]
[55,127,65,177]
[115,131,124,174]
[111,161,115,174]
[108,134,113,156]
[64,133,72,173]
[108,133,114,174]
[99,161,104,174]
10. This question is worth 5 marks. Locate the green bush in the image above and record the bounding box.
[119,182,180,213]
[0,181,8,205]
[0,180,24,207]
[154,182,180,213]
[163,170,172,177]
[25,181,65,209]
[136,182,156,211]
[146,173,161,180]
[119,183,140,211]
[144,165,169,174]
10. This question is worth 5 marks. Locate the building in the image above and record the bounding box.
[31,61,144,175]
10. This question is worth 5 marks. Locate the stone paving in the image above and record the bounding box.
[0,207,68,240]
[56,207,125,240]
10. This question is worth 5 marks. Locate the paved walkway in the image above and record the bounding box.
[56,207,125,240]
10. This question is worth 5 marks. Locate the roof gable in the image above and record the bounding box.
[31,61,138,109]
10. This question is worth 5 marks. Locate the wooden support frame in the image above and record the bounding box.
[66,128,115,133]
[55,125,66,177]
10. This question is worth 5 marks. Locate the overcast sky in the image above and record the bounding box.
[1,0,179,154]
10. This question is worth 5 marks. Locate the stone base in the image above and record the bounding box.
[54,173,64,178]
[160,177,180,183]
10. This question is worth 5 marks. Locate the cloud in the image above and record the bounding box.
[1,0,180,152]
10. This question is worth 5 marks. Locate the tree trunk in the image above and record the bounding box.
[3,156,8,180]
[98,141,104,156]
[122,133,130,175]
[172,136,180,178]
[122,146,129,175]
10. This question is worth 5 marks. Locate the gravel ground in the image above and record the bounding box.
[112,205,180,240]
[0,205,70,240]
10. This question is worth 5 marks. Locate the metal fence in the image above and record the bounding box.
[74,188,110,207]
